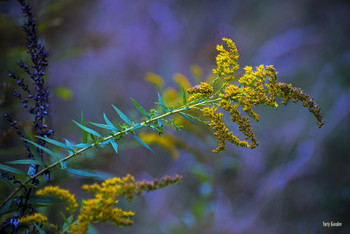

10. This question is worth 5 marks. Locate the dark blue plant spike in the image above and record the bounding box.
[2,1,54,228]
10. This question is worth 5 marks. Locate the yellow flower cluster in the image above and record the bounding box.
[187,82,213,102]
[212,38,239,81]
[70,177,135,233]
[19,212,48,225]
[191,39,324,153]
[202,106,249,153]
[36,186,78,213]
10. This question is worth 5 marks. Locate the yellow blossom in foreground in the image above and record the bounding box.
[36,186,78,213]
[187,82,213,102]
[70,175,181,233]
[19,213,48,225]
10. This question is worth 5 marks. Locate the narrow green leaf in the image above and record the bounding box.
[157,119,163,127]
[73,120,102,138]
[181,86,187,104]
[0,164,27,176]
[64,139,74,155]
[60,160,67,169]
[0,200,12,216]
[131,98,151,118]
[6,159,43,166]
[34,223,46,234]
[99,139,111,147]
[36,136,74,151]
[0,176,15,188]
[90,122,118,131]
[24,133,41,162]
[61,212,71,231]
[71,143,92,149]
[154,102,171,111]
[64,168,101,178]
[179,113,197,126]
[112,105,132,125]
[23,138,61,160]
[81,112,88,143]
[157,93,167,113]
[110,139,118,154]
[28,195,63,204]
[132,133,152,152]
[132,123,142,131]
[103,113,118,133]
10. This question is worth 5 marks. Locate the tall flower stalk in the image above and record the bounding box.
[1,0,52,231]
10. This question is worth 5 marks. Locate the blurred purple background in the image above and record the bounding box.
[1,0,350,233]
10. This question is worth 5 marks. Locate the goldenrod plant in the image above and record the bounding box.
[0,0,324,233]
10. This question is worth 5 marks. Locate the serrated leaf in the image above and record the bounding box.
[81,112,88,143]
[36,136,74,151]
[132,123,142,131]
[64,168,101,178]
[157,93,167,113]
[103,113,118,134]
[73,120,102,138]
[131,98,151,118]
[132,133,152,152]
[0,164,27,176]
[23,138,61,160]
[179,113,197,125]
[34,223,46,234]
[110,139,118,155]
[112,105,132,125]
[90,122,118,131]
[181,86,187,104]
[6,159,43,166]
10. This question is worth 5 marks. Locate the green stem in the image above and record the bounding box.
[0,97,222,210]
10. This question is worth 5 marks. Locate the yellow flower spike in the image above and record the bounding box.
[19,212,49,225]
[145,72,164,89]
[213,38,239,81]
[173,73,192,90]
[187,82,213,102]
[36,186,78,213]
